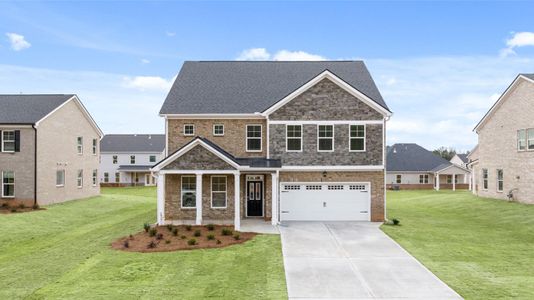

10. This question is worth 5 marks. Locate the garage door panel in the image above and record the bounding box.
[280,183,370,221]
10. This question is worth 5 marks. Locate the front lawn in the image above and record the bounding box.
[0,187,287,299]
[382,190,534,299]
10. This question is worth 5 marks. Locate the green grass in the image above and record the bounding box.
[382,190,534,299]
[0,187,287,299]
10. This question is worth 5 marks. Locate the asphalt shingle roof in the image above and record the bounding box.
[100,134,165,152]
[522,73,534,80]
[160,61,389,114]
[456,154,469,163]
[386,143,452,172]
[0,94,74,124]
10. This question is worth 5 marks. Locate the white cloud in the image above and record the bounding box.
[236,48,271,60]
[122,76,174,91]
[5,32,31,51]
[166,31,176,37]
[237,48,325,61]
[141,58,150,64]
[501,32,534,57]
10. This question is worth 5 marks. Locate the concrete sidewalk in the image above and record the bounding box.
[279,222,462,299]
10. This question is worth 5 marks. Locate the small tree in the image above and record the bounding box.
[432,146,457,160]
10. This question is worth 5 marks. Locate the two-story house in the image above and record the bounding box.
[100,134,165,186]
[471,74,534,203]
[151,61,392,230]
[0,94,103,207]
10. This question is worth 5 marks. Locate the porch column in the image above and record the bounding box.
[156,173,165,225]
[196,173,202,225]
[234,173,240,231]
[436,173,440,191]
[452,174,456,191]
[271,172,278,225]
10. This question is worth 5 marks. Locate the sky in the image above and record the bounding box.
[1,1,534,152]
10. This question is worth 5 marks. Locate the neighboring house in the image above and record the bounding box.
[151,61,392,230]
[386,143,470,190]
[100,134,165,186]
[450,153,469,169]
[0,94,103,206]
[471,74,534,203]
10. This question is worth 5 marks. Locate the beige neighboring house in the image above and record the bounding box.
[470,74,534,203]
[0,94,103,207]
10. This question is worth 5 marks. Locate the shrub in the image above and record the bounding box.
[233,234,241,241]
[392,218,400,225]
[143,223,151,232]
[166,224,173,231]
[18,203,25,209]
[216,239,222,245]
[172,228,178,236]
[206,224,215,231]
[180,235,187,239]
[147,241,157,249]
[207,234,215,241]
[1,203,8,208]
[32,203,39,210]
[123,240,129,248]
[148,228,157,237]
[165,240,171,244]
[187,238,197,246]
[221,228,233,236]
[10,208,17,213]
[129,234,134,239]
[185,225,192,231]
[156,233,164,240]
[193,230,201,237]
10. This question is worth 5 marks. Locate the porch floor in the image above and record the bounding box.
[241,219,279,234]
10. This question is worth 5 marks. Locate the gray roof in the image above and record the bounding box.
[100,134,165,152]
[522,73,534,80]
[0,94,74,124]
[387,143,451,172]
[456,154,469,163]
[160,61,389,114]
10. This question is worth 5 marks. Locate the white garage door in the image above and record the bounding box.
[280,183,370,221]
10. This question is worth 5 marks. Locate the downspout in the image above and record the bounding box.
[32,124,37,206]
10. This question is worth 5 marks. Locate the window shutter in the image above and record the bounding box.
[14,130,20,152]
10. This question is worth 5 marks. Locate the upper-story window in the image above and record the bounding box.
[497,169,504,192]
[482,169,488,190]
[92,139,97,155]
[77,137,83,154]
[246,125,262,152]
[112,155,118,164]
[213,124,224,136]
[317,125,334,152]
[286,125,302,152]
[2,131,16,152]
[184,124,195,136]
[2,171,15,198]
[349,125,365,152]
[149,155,156,163]
[528,129,534,150]
[130,155,136,164]
[517,129,526,151]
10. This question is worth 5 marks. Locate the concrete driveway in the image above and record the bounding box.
[279,222,461,299]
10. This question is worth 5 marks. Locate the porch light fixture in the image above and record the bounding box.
[322,171,327,178]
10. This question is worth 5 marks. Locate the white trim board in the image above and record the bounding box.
[280,165,384,171]
[161,113,264,119]
[269,120,383,125]
[262,70,392,117]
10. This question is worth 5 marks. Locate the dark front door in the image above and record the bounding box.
[247,181,263,217]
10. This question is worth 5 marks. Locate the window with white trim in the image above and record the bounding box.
[92,139,97,155]
[181,176,196,208]
[518,129,526,151]
[2,171,15,197]
[528,129,534,150]
[77,137,83,154]
[497,169,504,192]
[246,125,262,152]
[130,155,135,164]
[115,172,120,183]
[104,172,109,183]
[112,155,118,164]
[286,125,302,151]
[184,124,195,136]
[419,174,429,184]
[92,170,97,186]
[482,169,488,190]
[1,131,15,152]
[77,170,83,188]
[213,124,224,136]
[211,176,227,208]
[396,174,402,184]
[349,125,365,151]
[56,170,65,187]
[318,125,334,151]
[149,155,156,163]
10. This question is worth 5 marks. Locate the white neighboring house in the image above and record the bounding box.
[449,153,471,186]
[100,134,165,186]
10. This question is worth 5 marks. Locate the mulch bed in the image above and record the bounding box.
[112,225,258,253]
[0,206,45,214]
